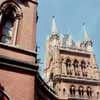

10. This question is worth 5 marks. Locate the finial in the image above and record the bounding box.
[82,22,90,41]
[51,16,58,35]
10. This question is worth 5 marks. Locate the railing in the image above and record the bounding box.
[68,95,98,100]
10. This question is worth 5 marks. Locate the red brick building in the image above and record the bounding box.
[0,0,58,100]
[0,0,100,100]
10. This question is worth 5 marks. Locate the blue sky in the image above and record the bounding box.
[37,0,100,71]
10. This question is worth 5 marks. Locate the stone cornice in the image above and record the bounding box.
[59,48,91,58]
[54,75,100,85]
[0,55,38,75]
[0,43,37,57]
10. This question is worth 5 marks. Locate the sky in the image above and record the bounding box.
[37,0,100,72]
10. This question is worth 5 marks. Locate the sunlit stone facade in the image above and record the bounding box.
[45,17,100,100]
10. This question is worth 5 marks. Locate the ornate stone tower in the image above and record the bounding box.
[45,17,100,100]
[0,0,38,100]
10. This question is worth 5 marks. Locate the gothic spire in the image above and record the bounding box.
[67,28,72,42]
[51,16,58,35]
[83,23,90,41]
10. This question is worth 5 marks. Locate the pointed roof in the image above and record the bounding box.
[51,16,58,35]
[83,23,90,41]
[67,28,72,41]
[68,32,72,41]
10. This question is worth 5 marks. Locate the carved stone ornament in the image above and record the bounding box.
[0,0,23,19]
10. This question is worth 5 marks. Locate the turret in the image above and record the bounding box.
[45,16,61,87]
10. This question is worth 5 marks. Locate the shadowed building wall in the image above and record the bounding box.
[0,0,38,100]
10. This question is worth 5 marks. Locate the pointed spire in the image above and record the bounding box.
[68,32,72,41]
[66,29,72,47]
[83,23,90,41]
[67,28,72,41]
[51,16,58,35]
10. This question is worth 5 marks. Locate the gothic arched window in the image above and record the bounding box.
[0,1,23,45]
[78,86,84,96]
[73,59,79,68]
[81,60,86,69]
[66,58,72,75]
[87,87,92,97]
[73,59,80,76]
[81,60,87,76]
[70,85,75,96]
[66,58,71,67]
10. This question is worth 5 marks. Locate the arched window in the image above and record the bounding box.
[0,1,23,45]
[73,59,80,76]
[66,58,72,75]
[0,6,16,44]
[81,60,87,77]
[63,88,66,95]
[87,87,92,97]
[73,59,79,68]
[66,58,71,67]
[78,86,84,96]
[70,85,75,96]
[81,60,86,69]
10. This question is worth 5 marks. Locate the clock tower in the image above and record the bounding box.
[0,0,38,100]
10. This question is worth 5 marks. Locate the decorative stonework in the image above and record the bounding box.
[0,0,23,19]
[45,17,100,100]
